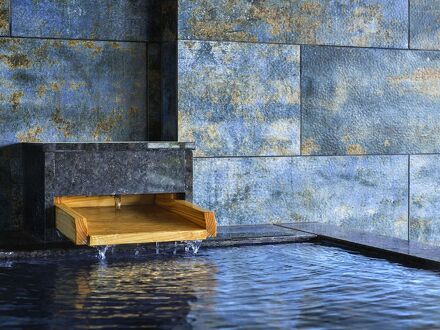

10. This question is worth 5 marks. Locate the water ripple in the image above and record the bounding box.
[0,243,439,329]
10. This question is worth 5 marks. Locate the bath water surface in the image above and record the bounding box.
[0,243,439,329]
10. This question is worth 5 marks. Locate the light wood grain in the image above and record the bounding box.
[80,205,209,246]
[55,195,156,208]
[155,195,217,237]
[54,194,216,246]
[55,204,88,245]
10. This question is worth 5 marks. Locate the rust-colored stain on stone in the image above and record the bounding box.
[10,91,24,112]
[179,0,408,48]
[302,46,440,155]
[36,84,46,98]
[16,126,44,142]
[0,0,8,35]
[347,144,366,155]
[0,37,146,143]
[389,67,440,99]
[301,138,320,155]
[92,109,123,141]
[51,108,73,138]
[0,53,31,69]
[178,40,300,157]
[69,81,87,91]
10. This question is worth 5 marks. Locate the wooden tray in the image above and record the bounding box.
[54,194,217,246]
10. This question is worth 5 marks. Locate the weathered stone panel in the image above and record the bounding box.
[0,38,146,143]
[410,155,440,246]
[178,0,408,48]
[178,40,300,157]
[12,0,154,41]
[0,0,8,36]
[410,0,440,50]
[194,155,408,239]
[302,46,440,155]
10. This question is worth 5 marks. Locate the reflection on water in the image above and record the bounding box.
[1,243,440,329]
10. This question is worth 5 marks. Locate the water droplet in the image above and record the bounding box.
[173,241,177,255]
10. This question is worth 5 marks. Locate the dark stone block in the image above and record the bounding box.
[161,42,177,141]
[161,0,177,42]
[0,144,23,231]
[53,150,186,196]
[148,43,162,141]
[23,142,195,242]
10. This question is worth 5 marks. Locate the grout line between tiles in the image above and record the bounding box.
[193,153,439,160]
[1,34,149,44]
[408,0,411,49]
[178,37,440,53]
[408,155,411,242]
[299,45,303,155]
[8,0,11,37]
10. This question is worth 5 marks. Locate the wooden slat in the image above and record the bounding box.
[55,204,88,245]
[54,194,217,246]
[155,195,217,237]
[89,229,208,246]
[77,205,208,246]
[54,195,156,208]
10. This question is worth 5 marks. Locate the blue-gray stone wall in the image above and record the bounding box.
[177,0,440,245]
[0,0,166,230]
[0,0,158,145]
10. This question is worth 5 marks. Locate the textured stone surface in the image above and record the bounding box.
[282,222,440,264]
[52,150,186,196]
[302,46,440,155]
[178,40,300,157]
[410,0,440,50]
[0,0,8,36]
[0,38,146,144]
[28,142,194,152]
[194,156,408,239]
[148,44,162,141]
[410,155,440,246]
[23,143,194,241]
[162,42,178,141]
[0,144,23,231]
[12,0,153,41]
[215,224,307,240]
[178,0,408,48]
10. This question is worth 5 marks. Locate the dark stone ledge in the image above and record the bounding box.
[23,142,195,152]
[0,225,316,260]
[278,222,440,266]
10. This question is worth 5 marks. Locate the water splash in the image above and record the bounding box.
[184,240,203,254]
[0,251,14,259]
[173,241,178,255]
[96,245,112,260]
[134,247,140,256]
